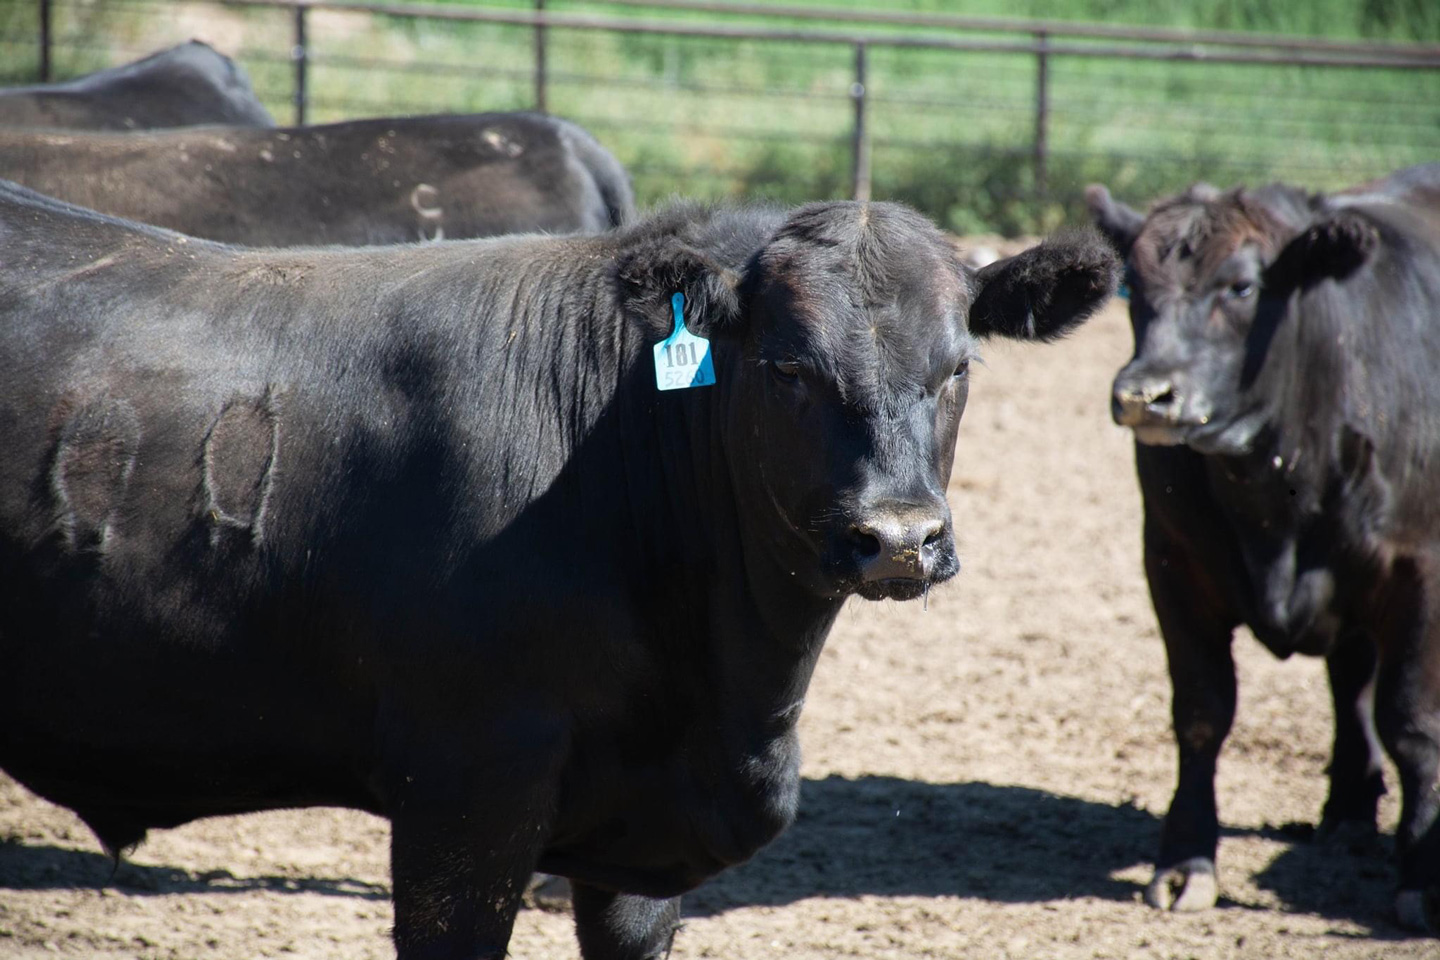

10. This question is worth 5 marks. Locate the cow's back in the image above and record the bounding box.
[0,113,626,244]
[0,41,274,130]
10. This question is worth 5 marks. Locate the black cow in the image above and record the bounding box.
[0,112,634,245]
[0,182,1116,958]
[1089,164,1440,931]
[0,41,273,130]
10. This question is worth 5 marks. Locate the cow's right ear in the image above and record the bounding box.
[617,240,743,338]
[1084,184,1145,258]
[966,228,1120,342]
[1266,210,1378,291]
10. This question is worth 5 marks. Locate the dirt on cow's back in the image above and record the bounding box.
[0,242,1427,959]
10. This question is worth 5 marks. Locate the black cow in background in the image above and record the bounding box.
[0,41,274,130]
[1089,164,1440,932]
[0,111,634,244]
[0,182,1117,959]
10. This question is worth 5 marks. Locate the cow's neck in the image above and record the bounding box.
[605,330,842,731]
[457,237,844,735]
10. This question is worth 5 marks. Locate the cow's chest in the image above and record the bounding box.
[542,720,802,896]
[1208,461,1351,657]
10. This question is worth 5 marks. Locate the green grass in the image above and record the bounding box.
[2,0,1438,234]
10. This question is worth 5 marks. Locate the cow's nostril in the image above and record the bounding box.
[921,523,946,548]
[849,525,882,559]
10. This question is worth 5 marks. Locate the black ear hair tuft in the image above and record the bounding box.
[617,241,742,338]
[1266,211,1378,292]
[968,228,1120,342]
[1084,184,1146,258]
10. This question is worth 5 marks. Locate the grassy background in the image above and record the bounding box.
[1,0,1437,234]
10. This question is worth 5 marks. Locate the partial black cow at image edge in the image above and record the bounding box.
[0,111,635,245]
[0,40,274,130]
[1089,162,1440,934]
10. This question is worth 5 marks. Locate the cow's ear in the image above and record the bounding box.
[966,228,1120,342]
[617,241,743,338]
[1266,211,1378,291]
[1085,184,1145,258]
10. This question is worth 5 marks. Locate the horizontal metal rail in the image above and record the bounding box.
[585,0,1440,61]
[215,0,1440,70]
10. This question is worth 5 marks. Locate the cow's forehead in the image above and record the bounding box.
[1132,190,1303,291]
[759,204,965,339]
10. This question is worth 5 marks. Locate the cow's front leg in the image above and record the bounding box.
[1145,527,1238,913]
[571,882,682,960]
[389,797,546,959]
[384,734,561,960]
[1319,630,1386,836]
[1374,596,1440,934]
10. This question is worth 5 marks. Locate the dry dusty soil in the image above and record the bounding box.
[1,247,1433,959]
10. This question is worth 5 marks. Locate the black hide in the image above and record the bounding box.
[0,111,634,245]
[0,41,274,130]
[0,183,1114,958]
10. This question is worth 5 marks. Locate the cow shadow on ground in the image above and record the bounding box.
[0,776,1408,935]
[684,775,1409,939]
[684,774,1157,915]
[1246,822,1410,937]
[0,838,389,900]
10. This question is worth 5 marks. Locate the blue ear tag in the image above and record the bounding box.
[1117,281,1131,301]
[653,292,716,391]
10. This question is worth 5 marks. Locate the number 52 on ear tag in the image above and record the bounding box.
[654,291,716,391]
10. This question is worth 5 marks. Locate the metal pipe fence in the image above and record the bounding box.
[6,0,1439,234]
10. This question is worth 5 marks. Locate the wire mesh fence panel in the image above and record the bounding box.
[2,0,1436,234]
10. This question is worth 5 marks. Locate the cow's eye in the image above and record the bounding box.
[772,359,801,383]
[953,359,971,381]
[1228,281,1256,300]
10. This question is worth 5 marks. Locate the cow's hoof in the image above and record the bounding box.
[525,872,572,913]
[1395,889,1438,934]
[1145,858,1217,912]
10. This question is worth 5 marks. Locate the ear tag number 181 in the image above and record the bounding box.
[653,291,716,391]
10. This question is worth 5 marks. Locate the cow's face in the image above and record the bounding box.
[1089,183,1367,457]
[724,204,970,601]
[630,203,1116,602]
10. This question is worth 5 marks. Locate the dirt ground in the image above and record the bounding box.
[0,250,1430,959]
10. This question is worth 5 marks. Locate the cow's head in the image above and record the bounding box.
[1088,182,1380,456]
[623,203,1117,602]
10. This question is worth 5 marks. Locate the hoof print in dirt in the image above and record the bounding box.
[1145,858,1217,913]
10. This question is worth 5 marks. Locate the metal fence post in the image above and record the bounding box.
[292,3,308,126]
[851,41,870,203]
[1033,30,1049,201]
[534,0,548,113]
[38,0,52,82]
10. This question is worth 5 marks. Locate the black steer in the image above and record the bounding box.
[1089,164,1440,931]
[0,111,633,245]
[0,182,1115,959]
[0,41,273,130]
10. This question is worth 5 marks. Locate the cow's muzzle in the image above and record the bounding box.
[1112,369,1207,446]
[848,505,953,601]
[1112,372,1181,427]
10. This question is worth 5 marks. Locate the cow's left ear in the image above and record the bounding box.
[966,228,1120,342]
[617,240,743,338]
[1266,211,1378,291]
